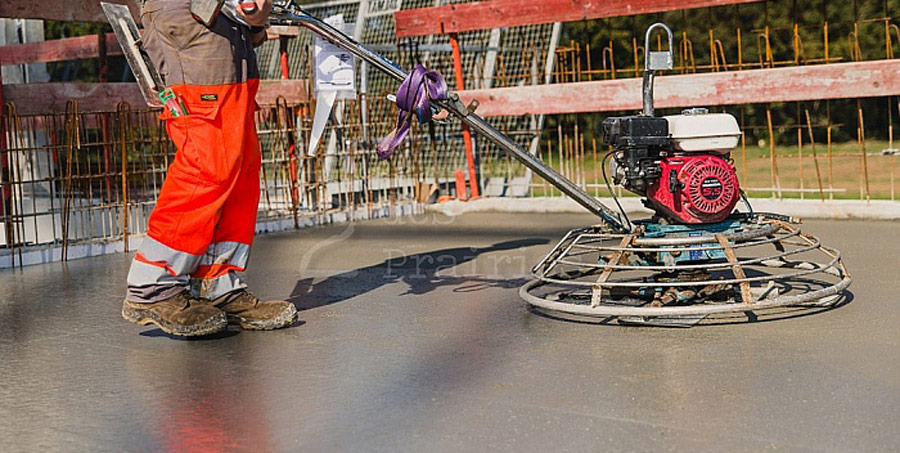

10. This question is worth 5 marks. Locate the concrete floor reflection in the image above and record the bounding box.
[1,213,898,450]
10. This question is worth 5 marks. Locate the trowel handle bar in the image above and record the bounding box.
[269,3,629,232]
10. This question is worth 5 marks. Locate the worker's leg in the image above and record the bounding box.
[190,82,262,302]
[122,85,245,336]
[189,83,298,330]
[126,83,251,303]
[123,0,262,335]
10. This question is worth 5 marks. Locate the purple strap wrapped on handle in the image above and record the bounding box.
[376,64,449,160]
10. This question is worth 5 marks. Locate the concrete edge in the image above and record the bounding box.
[425,197,900,221]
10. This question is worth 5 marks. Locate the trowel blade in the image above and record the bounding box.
[617,315,707,328]
[101,2,164,107]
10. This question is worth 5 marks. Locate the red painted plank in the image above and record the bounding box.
[456,60,900,117]
[2,80,310,115]
[256,79,310,106]
[0,34,122,66]
[0,0,137,23]
[395,0,762,37]
[1,83,145,115]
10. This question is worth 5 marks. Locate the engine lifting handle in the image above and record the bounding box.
[642,23,674,117]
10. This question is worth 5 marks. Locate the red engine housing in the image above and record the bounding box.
[646,155,740,224]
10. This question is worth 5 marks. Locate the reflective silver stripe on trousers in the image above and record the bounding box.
[200,241,251,268]
[126,263,189,303]
[126,239,251,303]
[192,272,247,301]
[137,235,203,275]
[126,235,203,303]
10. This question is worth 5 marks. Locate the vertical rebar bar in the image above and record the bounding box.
[805,108,825,202]
[856,101,870,201]
[766,107,781,199]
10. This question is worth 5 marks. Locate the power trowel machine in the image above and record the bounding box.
[103,1,851,327]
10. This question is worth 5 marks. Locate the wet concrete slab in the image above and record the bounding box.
[1,212,899,451]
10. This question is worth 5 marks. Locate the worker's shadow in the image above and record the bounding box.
[288,238,548,310]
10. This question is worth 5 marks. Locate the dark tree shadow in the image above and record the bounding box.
[288,238,549,310]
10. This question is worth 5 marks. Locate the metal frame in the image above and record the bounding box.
[269,1,629,232]
[521,215,851,318]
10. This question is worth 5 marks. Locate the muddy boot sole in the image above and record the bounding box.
[122,304,227,337]
[229,304,298,331]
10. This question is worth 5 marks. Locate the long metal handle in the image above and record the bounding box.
[270,5,629,232]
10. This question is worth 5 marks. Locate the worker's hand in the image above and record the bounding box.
[433,109,449,121]
[251,29,268,48]
[237,0,272,27]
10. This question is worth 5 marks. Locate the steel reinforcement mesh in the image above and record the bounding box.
[542,0,900,201]
[4,0,900,267]
[256,0,557,187]
[0,95,427,267]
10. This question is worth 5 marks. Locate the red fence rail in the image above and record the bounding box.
[395,0,762,38]
[456,60,900,117]
[0,33,122,66]
[2,80,311,115]
[0,0,137,23]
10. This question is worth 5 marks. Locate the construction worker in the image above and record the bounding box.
[122,0,298,336]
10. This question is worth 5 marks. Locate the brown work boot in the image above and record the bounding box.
[122,290,227,337]
[210,290,298,330]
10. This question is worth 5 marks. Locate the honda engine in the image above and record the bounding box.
[602,108,742,224]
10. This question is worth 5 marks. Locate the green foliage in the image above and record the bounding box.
[553,0,900,146]
[43,20,118,82]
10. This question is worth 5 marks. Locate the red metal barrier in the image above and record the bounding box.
[449,34,480,200]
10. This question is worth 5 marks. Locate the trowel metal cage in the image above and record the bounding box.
[521,214,851,320]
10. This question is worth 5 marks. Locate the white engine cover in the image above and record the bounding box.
[664,110,741,153]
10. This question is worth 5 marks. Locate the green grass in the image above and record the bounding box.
[523,141,899,201]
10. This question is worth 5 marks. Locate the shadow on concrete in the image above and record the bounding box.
[288,238,548,311]
[139,329,242,340]
[138,320,307,340]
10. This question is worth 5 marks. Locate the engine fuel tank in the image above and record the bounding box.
[664,109,741,153]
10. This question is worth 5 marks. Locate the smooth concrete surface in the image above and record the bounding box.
[1,212,898,451]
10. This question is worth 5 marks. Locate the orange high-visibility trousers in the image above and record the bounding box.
[127,0,263,302]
